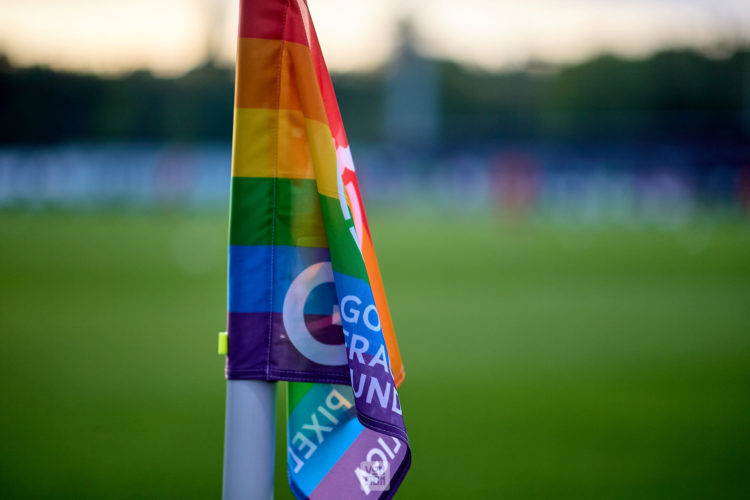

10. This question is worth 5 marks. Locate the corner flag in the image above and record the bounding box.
[224,1,410,497]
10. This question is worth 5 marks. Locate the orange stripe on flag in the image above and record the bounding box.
[361,230,405,387]
[235,38,328,125]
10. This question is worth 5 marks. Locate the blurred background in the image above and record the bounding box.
[1,0,749,498]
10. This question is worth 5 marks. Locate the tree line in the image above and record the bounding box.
[1,48,747,145]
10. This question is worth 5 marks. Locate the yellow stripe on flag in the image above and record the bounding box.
[231,108,338,198]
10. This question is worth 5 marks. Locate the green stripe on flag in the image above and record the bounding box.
[287,382,315,410]
[229,177,328,248]
[318,194,369,283]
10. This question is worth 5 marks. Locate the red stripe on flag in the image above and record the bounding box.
[309,32,348,149]
[239,0,309,47]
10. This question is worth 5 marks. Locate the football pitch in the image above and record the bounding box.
[1,211,749,498]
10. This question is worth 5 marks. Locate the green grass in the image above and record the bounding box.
[1,211,749,498]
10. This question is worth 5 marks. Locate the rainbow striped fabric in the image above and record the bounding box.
[225,0,410,497]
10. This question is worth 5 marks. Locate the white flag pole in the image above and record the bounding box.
[222,379,276,500]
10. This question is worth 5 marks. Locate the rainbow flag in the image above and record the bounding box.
[225,0,410,497]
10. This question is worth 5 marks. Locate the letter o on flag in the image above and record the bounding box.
[363,304,381,332]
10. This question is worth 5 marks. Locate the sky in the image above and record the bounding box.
[0,0,748,75]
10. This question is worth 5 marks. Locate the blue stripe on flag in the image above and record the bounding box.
[228,245,334,315]
[287,384,364,496]
[333,271,391,360]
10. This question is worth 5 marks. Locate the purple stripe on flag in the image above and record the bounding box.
[347,351,405,435]
[226,312,350,383]
[309,428,408,500]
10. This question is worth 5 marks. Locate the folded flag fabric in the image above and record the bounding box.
[225,0,410,497]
